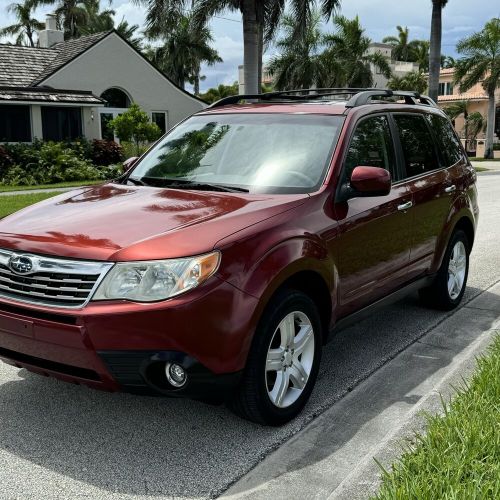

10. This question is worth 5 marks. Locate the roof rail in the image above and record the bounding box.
[208,88,438,109]
[345,90,437,107]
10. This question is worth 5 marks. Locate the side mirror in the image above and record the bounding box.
[350,166,391,196]
[123,156,139,172]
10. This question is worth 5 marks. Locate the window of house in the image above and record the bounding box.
[0,105,31,142]
[42,107,82,141]
[393,114,441,177]
[101,88,131,108]
[425,114,464,167]
[438,82,454,96]
[152,112,167,135]
[344,115,397,180]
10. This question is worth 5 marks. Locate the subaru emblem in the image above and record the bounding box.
[8,255,34,274]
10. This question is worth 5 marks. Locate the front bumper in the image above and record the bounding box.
[0,276,258,400]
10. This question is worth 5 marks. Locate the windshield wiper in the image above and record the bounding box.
[139,177,249,193]
[126,177,146,186]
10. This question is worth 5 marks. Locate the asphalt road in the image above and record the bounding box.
[0,174,499,499]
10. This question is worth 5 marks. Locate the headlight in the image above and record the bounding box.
[93,251,220,302]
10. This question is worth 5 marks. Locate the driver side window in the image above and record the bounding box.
[344,115,396,180]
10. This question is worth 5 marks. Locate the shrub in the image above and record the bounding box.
[108,104,162,156]
[0,145,14,172]
[91,140,124,166]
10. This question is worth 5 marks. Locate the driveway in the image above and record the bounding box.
[0,174,499,499]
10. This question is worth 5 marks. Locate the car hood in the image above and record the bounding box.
[0,183,308,261]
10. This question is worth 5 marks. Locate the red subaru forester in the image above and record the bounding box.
[0,89,478,425]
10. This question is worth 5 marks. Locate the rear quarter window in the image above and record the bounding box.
[425,114,464,167]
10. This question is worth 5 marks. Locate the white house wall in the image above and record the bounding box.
[40,33,205,139]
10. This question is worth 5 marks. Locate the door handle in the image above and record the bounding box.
[444,185,456,194]
[397,201,413,211]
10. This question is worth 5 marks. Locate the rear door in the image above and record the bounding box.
[391,113,455,279]
[332,114,413,316]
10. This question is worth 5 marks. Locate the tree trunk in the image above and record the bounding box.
[27,30,35,47]
[241,0,259,95]
[428,1,442,102]
[485,91,496,159]
[464,109,469,152]
[194,63,200,95]
[257,23,263,93]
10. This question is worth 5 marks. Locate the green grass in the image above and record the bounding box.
[470,157,500,162]
[0,180,102,193]
[373,334,500,500]
[0,191,64,218]
[474,166,490,172]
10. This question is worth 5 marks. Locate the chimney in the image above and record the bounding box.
[38,14,64,48]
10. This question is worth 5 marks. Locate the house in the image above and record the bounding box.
[435,67,500,154]
[0,14,205,144]
[365,43,420,88]
[238,64,274,94]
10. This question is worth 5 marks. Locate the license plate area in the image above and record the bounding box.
[0,313,33,338]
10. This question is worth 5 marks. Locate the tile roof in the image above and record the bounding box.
[0,31,111,88]
[0,86,104,105]
[438,92,488,102]
[0,45,56,86]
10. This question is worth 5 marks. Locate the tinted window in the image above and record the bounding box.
[0,105,31,142]
[344,115,396,179]
[130,114,344,194]
[425,114,463,167]
[393,114,440,178]
[42,107,82,141]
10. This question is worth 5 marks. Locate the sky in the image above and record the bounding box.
[1,0,499,93]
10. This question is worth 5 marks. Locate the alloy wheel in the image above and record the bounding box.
[265,311,315,408]
[448,240,467,300]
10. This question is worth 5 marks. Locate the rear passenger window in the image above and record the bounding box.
[393,114,440,177]
[344,115,396,180]
[425,114,463,167]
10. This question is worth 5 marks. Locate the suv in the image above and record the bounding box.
[0,89,478,425]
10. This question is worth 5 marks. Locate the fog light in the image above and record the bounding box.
[165,362,187,388]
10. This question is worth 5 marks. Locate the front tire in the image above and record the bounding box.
[229,289,323,425]
[419,229,470,310]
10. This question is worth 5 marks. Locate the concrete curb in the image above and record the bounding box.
[223,282,500,500]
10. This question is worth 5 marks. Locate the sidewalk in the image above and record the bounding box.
[223,281,500,500]
[472,160,500,172]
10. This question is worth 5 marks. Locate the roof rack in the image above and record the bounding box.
[208,88,437,109]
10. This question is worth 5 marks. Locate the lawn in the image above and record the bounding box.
[0,191,63,218]
[373,334,500,499]
[0,180,103,193]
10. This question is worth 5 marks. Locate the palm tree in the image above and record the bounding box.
[324,16,392,88]
[79,3,143,50]
[454,18,500,159]
[144,13,221,91]
[268,12,337,91]
[0,0,44,47]
[136,1,341,95]
[442,55,456,68]
[444,100,470,149]
[382,26,419,62]
[388,71,428,94]
[428,0,449,102]
[37,0,93,39]
[413,40,430,72]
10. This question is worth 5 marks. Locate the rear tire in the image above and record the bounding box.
[229,289,322,426]
[419,229,469,310]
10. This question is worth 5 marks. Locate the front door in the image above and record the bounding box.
[332,114,413,316]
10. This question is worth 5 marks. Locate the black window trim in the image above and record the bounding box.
[390,111,445,182]
[336,112,402,195]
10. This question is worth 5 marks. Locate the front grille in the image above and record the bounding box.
[0,249,113,308]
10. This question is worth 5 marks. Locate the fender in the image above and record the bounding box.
[431,191,476,273]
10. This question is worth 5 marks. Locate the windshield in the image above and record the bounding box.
[128,113,344,194]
